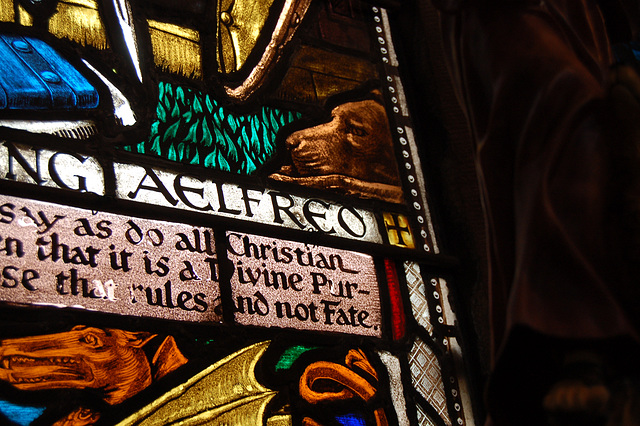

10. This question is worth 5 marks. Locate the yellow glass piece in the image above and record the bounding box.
[117,341,275,426]
[148,19,202,79]
[0,0,14,22]
[17,5,32,26]
[48,0,108,49]
[313,73,366,101]
[292,46,379,83]
[217,0,275,73]
[383,212,415,249]
[267,414,293,426]
[223,0,312,101]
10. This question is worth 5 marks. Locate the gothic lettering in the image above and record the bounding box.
[0,195,220,323]
[1,143,104,195]
[128,167,179,206]
[228,232,381,337]
[0,195,380,334]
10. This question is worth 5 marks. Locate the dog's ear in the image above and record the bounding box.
[370,89,384,104]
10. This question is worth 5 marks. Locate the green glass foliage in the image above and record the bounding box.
[124,82,301,174]
[275,345,319,371]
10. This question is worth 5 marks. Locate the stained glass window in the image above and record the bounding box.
[0,1,478,425]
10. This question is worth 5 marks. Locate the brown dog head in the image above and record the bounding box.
[286,99,401,185]
[270,98,403,203]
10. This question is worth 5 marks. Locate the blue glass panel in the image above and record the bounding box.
[0,36,51,109]
[335,413,367,426]
[0,34,98,110]
[0,400,45,426]
[28,37,99,108]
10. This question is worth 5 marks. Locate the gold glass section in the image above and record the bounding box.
[383,212,415,249]
[117,341,275,426]
[17,5,33,26]
[147,20,202,78]
[0,0,14,22]
[223,0,312,101]
[276,46,378,103]
[217,0,275,73]
[292,46,379,83]
[48,0,108,49]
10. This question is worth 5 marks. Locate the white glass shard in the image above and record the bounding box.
[404,261,433,334]
[437,278,457,327]
[449,337,476,426]
[0,120,98,139]
[83,59,137,126]
[377,350,410,425]
[380,9,399,67]
[404,126,439,252]
[416,404,438,426]
[409,337,452,426]
[113,0,143,82]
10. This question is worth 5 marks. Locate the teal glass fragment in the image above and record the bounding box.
[275,345,318,371]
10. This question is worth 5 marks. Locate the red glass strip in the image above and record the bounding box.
[384,258,405,341]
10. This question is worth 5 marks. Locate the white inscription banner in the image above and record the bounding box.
[227,231,382,337]
[0,142,383,244]
[0,142,105,195]
[0,195,221,322]
[0,195,385,337]
[114,163,382,243]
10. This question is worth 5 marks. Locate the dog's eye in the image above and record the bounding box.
[346,123,367,137]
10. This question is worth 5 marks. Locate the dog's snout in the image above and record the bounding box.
[286,131,302,148]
